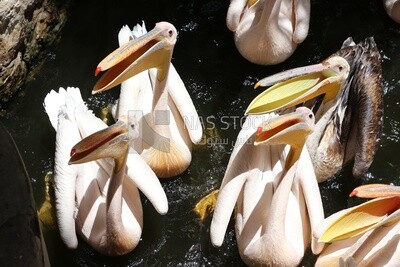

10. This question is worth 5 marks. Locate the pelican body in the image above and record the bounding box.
[93,22,202,178]
[44,87,168,255]
[210,107,324,266]
[314,184,400,266]
[247,37,383,182]
[226,0,310,65]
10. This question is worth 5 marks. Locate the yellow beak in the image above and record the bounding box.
[246,56,350,115]
[319,184,400,243]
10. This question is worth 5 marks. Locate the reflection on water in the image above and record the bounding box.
[1,0,400,266]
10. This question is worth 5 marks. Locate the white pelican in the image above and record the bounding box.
[210,107,325,266]
[383,0,400,23]
[247,37,383,182]
[44,87,168,255]
[314,183,400,266]
[226,0,310,65]
[93,21,203,178]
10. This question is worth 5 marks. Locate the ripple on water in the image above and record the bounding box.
[242,76,258,87]
[383,116,400,143]
[188,79,215,104]
[87,93,118,112]
[180,21,199,32]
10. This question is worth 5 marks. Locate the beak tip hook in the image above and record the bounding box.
[349,189,358,197]
[95,67,102,76]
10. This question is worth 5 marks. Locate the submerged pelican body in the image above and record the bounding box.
[314,184,400,266]
[210,107,324,266]
[93,22,202,178]
[226,0,310,65]
[44,87,168,255]
[247,37,383,182]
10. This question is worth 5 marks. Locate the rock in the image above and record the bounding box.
[0,0,70,107]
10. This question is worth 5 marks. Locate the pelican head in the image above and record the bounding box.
[255,106,315,168]
[246,56,350,115]
[69,120,129,171]
[93,21,177,93]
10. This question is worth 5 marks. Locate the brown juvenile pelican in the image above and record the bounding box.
[93,22,203,178]
[246,37,383,182]
[314,183,400,266]
[226,0,310,65]
[44,87,168,255]
[210,107,325,266]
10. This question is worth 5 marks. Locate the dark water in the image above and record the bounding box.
[1,0,400,266]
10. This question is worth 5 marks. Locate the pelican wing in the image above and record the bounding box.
[292,0,310,43]
[166,64,203,144]
[210,116,263,246]
[297,147,325,254]
[210,172,247,247]
[53,118,80,249]
[226,0,248,31]
[44,88,81,249]
[126,153,168,215]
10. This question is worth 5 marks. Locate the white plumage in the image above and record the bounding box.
[44,87,168,255]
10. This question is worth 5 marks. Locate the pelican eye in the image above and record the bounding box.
[130,124,135,130]
[308,113,313,119]
[338,65,343,72]
[168,30,173,37]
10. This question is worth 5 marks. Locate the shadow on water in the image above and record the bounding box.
[1,0,400,266]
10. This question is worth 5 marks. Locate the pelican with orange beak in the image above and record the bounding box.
[93,22,202,178]
[246,37,383,182]
[210,107,325,266]
[314,183,400,266]
[44,87,168,255]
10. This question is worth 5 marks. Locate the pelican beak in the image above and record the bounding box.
[319,184,400,243]
[350,184,400,198]
[254,106,314,147]
[93,21,177,93]
[69,120,129,172]
[246,56,350,115]
[254,107,315,168]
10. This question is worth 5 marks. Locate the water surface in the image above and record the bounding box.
[1,0,400,266]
